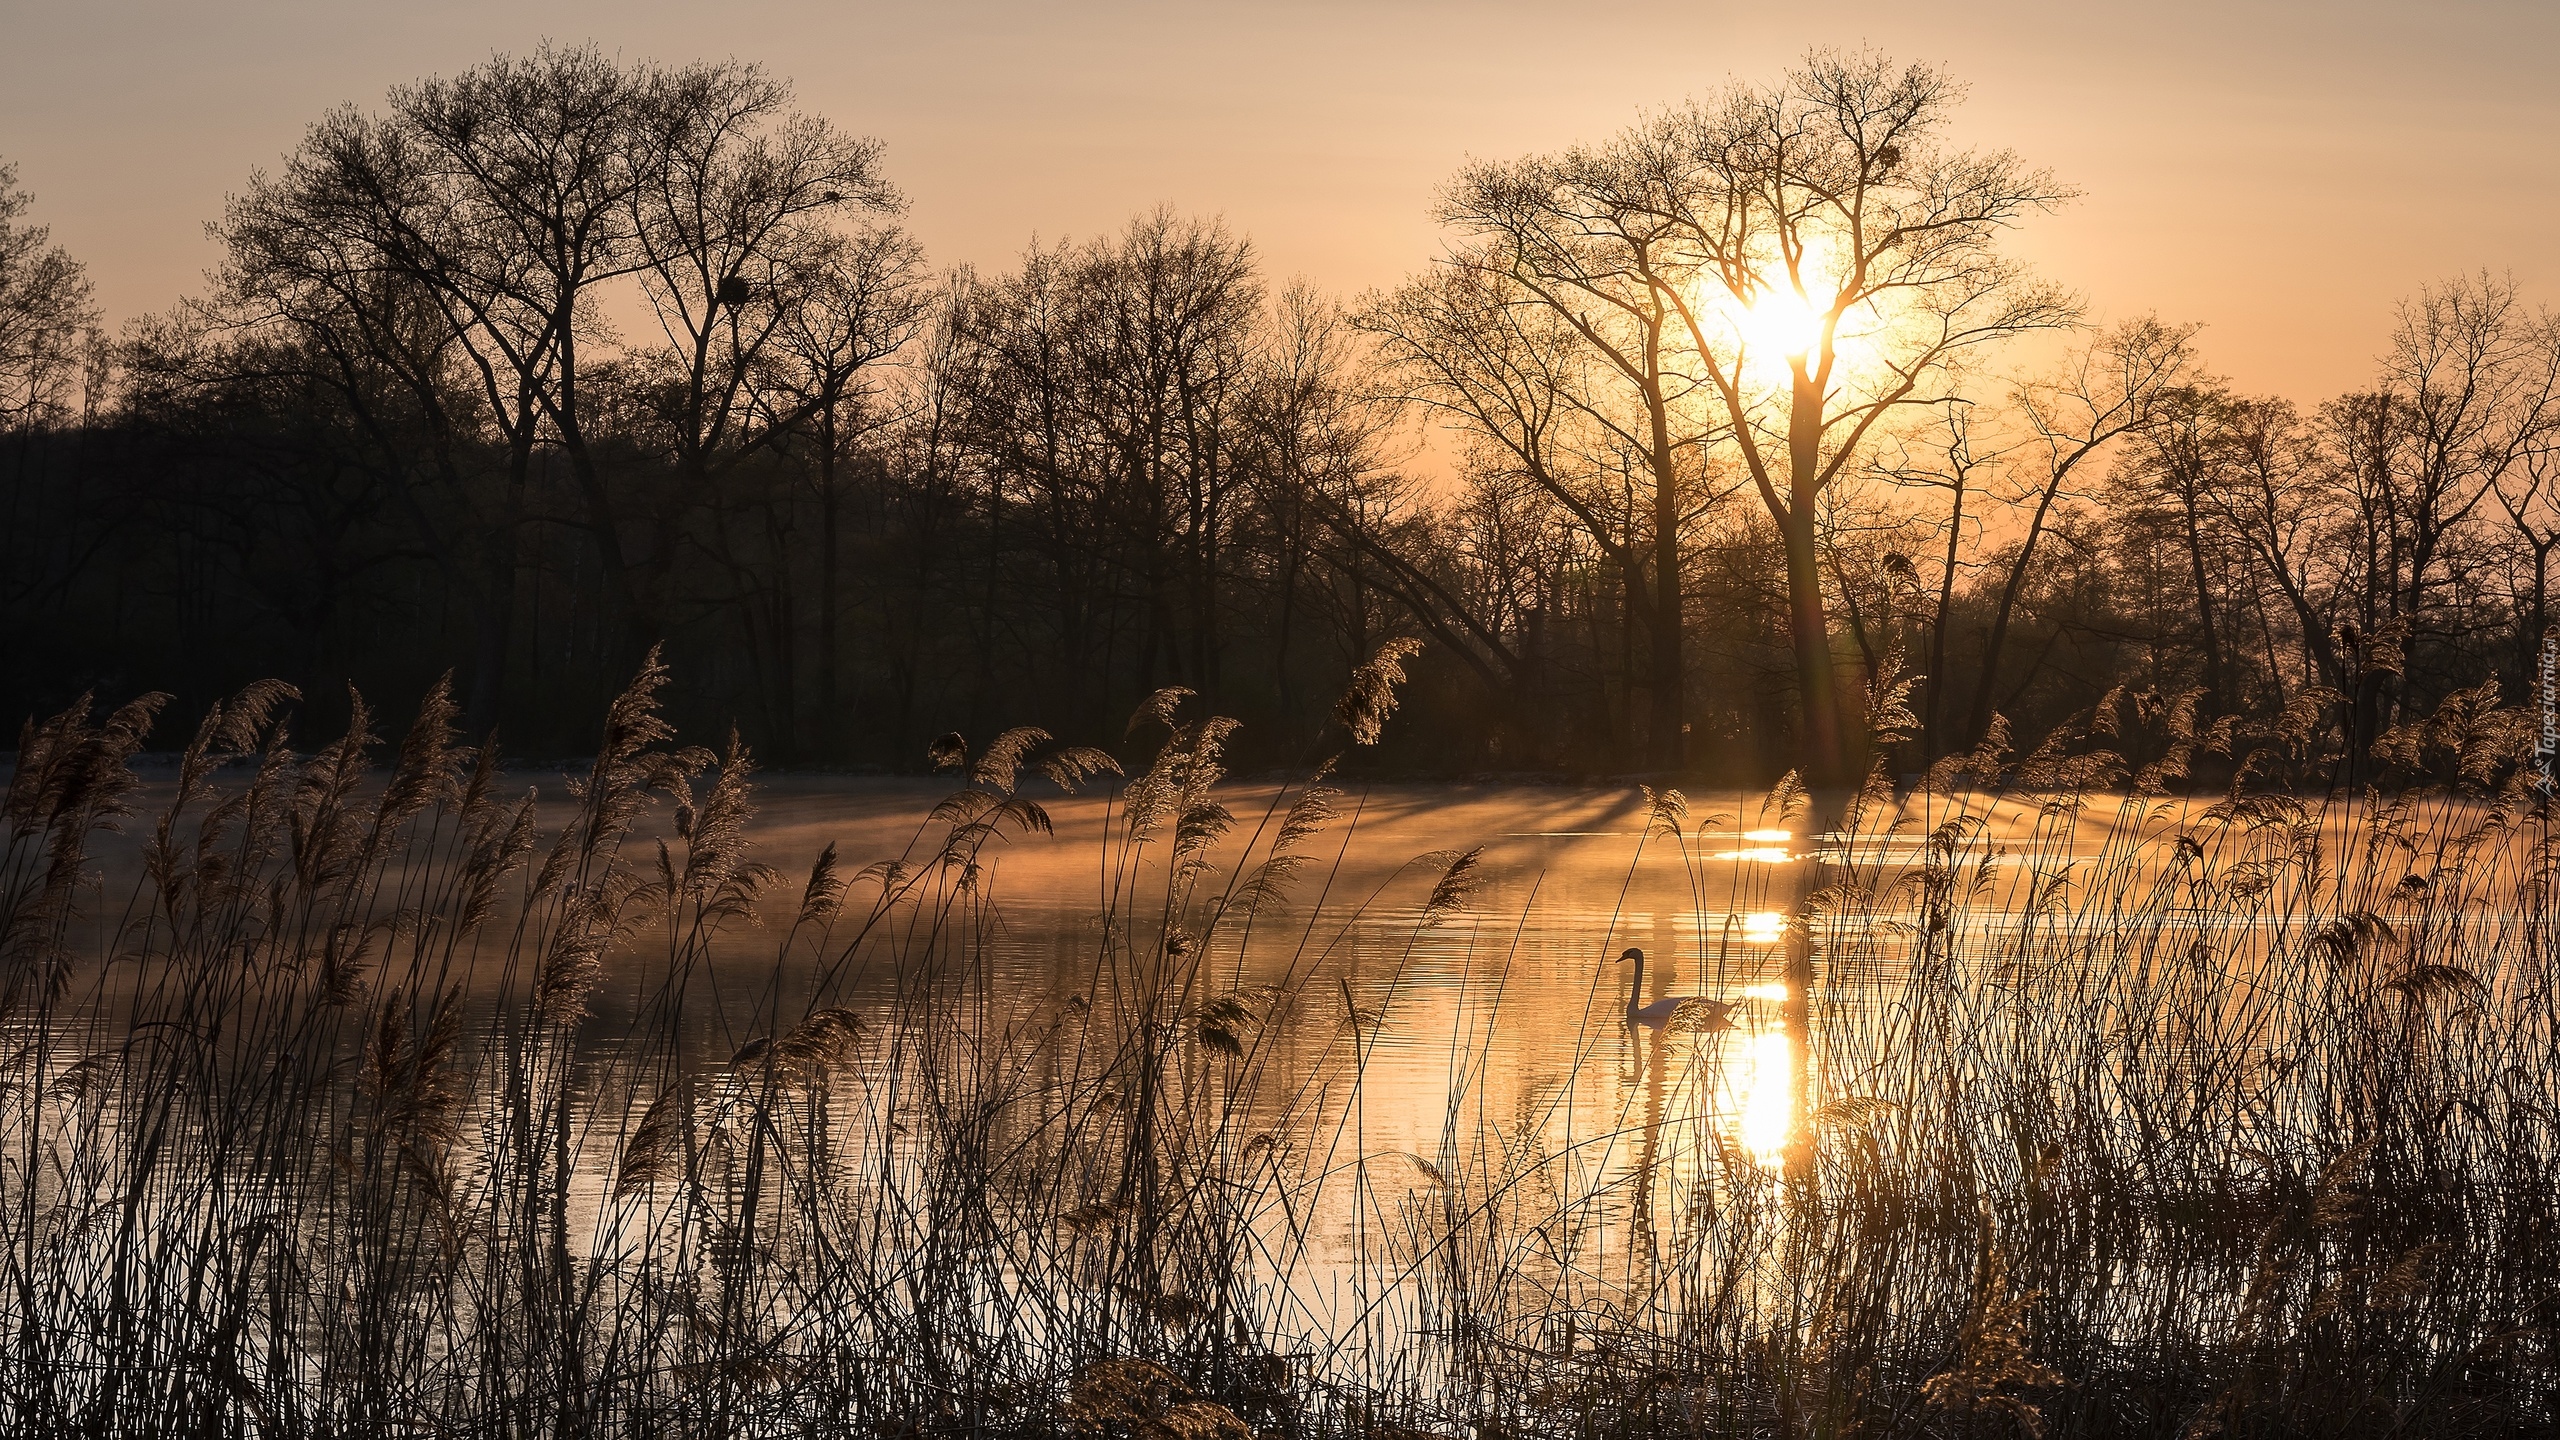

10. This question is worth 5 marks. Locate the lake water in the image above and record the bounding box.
[26,762,2552,1407]
[63,769,2540,1188]
[555,773,2539,1203]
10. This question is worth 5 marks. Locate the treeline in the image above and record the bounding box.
[4,47,2555,782]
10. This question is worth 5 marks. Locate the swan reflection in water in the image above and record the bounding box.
[1617,984,1804,1282]
[1618,951,1802,1172]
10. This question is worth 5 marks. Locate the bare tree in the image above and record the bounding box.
[1962,318,2199,745]
[1866,401,2008,755]
[0,160,97,435]
[1241,283,1415,742]
[2308,275,2557,741]
[751,226,931,753]
[2195,395,2352,701]
[1645,51,2077,780]
[2116,384,2240,715]
[2492,417,2560,678]
[2387,277,2560,697]
[256,45,657,730]
[0,159,104,621]
[628,61,901,490]
[1366,147,1729,769]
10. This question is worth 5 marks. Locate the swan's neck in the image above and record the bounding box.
[1627,954,1645,1010]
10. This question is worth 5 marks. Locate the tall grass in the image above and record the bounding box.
[1,654,2553,1437]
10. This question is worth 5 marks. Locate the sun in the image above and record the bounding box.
[1693,234,1870,386]
[1735,284,1826,362]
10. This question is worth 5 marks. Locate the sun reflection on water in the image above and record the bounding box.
[1736,1030,1797,1162]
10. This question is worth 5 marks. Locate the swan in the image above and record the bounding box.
[1619,947,1735,1030]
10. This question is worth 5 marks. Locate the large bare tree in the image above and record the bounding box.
[1365,155,1728,769]
[1367,52,2070,778]
[2313,274,2558,742]
[628,61,901,491]
[745,226,931,754]
[224,47,902,729]
[1643,52,2076,780]
[244,45,652,728]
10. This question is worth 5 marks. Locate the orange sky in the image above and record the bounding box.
[4,0,2554,404]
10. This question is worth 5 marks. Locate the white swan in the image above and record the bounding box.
[1618,947,1735,1030]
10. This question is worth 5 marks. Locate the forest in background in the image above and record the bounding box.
[4,47,2556,784]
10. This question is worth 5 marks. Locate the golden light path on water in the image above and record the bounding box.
[1737,1030,1798,1163]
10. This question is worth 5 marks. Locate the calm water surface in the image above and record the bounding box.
[602,777,2481,1176]
[51,769,2541,1346]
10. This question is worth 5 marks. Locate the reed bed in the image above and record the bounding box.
[1,654,2553,1438]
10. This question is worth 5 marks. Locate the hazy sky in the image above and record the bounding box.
[3,0,2554,401]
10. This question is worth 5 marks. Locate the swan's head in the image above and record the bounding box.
[1617,947,1643,965]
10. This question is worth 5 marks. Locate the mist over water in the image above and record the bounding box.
[71,769,2536,1212]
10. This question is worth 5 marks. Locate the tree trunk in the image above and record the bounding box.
[1647,386,1686,771]
[2179,486,2227,715]
[1786,372,1846,785]
[1926,471,1966,759]
[1966,461,2073,749]
[461,434,533,739]
[816,415,841,758]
